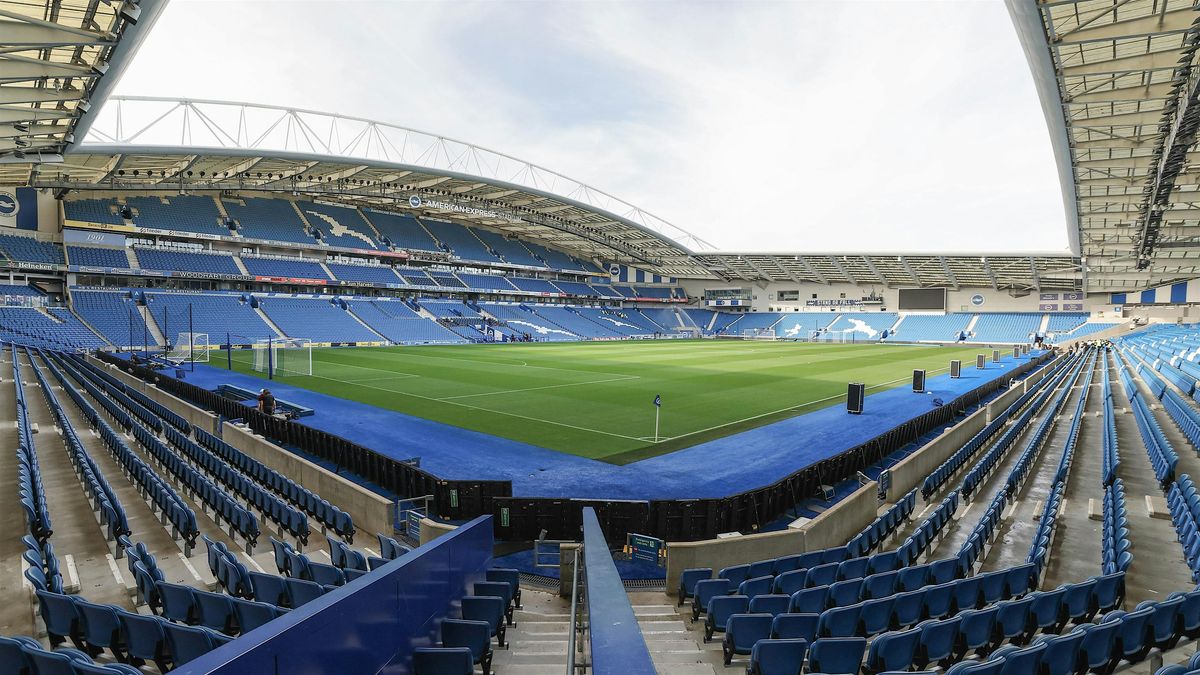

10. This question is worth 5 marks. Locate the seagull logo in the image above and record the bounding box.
[845,318,879,338]
[598,316,636,329]
[0,192,17,218]
[507,320,574,337]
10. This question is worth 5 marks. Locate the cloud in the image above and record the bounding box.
[114,0,1067,254]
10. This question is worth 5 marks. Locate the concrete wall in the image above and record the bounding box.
[663,482,878,595]
[91,357,394,543]
[886,414,986,501]
[419,517,458,546]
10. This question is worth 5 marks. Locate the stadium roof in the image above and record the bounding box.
[1009,0,1200,292]
[0,0,164,169]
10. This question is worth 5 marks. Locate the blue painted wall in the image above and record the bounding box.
[177,516,494,675]
[583,507,656,675]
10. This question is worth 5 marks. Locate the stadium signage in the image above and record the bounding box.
[254,275,328,285]
[2,261,62,272]
[804,298,881,307]
[417,198,515,222]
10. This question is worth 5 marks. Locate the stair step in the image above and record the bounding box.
[506,642,569,655]
[513,622,570,634]
[492,652,569,666]
[494,665,570,675]
[506,631,569,642]
[640,621,688,634]
[642,632,693,642]
[656,665,718,675]
[643,641,704,653]
[650,652,708,664]
[516,611,571,621]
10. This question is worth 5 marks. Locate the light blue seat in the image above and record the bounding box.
[747,638,807,675]
[723,613,774,665]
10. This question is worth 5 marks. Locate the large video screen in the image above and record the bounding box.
[898,287,947,311]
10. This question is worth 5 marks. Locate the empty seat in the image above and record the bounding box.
[1034,630,1084,675]
[819,604,862,638]
[679,568,713,606]
[117,608,170,671]
[771,613,819,642]
[441,619,493,674]
[462,595,507,648]
[163,622,228,668]
[705,595,750,642]
[75,599,127,662]
[808,637,868,675]
[749,594,790,618]
[788,586,827,614]
[233,599,282,634]
[413,647,474,675]
[865,627,920,674]
[774,569,807,596]
[693,579,733,620]
[748,638,807,675]
[723,613,774,665]
[739,575,774,600]
[720,564,751,587]
[915,616,962,668]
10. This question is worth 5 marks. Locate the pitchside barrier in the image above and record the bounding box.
[96,349,1053,545]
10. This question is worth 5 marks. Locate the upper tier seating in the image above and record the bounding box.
[397,269,438,287]
[361,210,441,251]
[242,257,330,280]
[637,308,683,332]
[298,201,383,250]
[70,290,153,347]
[0,234,64,264]
[134,248,243,276]
[67,246,129,268]
[894,314,972,342]
[471,228,544,267]
[478,303,579,341]
[125,195,226,235]
[531,244,589,272]
[970,313,1043,343]
[420,299,483,320]
[259,297,381,342]
[146,293,277,341]
[529,306,621,339]
[424,220,496,263]
[550,281,600,297]
[64,197,126,225]
[325,263,402,285]
[348,300,467,344]
[1046,313,1089,334]
[223,198,313,245]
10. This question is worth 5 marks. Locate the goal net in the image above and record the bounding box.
[812,329,860,343]
[166,332,209,364]
[742,328,777,340]
[252,338,313,377]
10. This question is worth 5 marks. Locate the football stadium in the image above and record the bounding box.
[8,1,1200,674]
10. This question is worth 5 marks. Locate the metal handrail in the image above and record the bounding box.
[566,546,587,675]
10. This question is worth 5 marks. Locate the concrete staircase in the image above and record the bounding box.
[136,305,166,346]
[232,256,250,275]
[253,306,287,339]
[494,591,571,675]
[629,592,719,675]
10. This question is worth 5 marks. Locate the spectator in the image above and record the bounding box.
[257,388,276,415]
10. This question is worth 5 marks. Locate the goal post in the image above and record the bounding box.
[252,337,313,378]
[166,332,209,364]
[742,328,777,341]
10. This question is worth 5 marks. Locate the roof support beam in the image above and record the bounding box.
[861,256,888,286]
[795,257,828,284]
[1029,256,1041,292]
[899,256,921,285]
[827,256,856,284]
[981,257,999,291]
[938,256,960,290]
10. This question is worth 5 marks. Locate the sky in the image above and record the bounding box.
[112,0,1068,254]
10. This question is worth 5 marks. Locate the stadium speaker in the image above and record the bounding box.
[977,354,986,369]
[847,383,865,415]
[913,369,926,393]
[992,349,1000,363]
[950,360,961,379]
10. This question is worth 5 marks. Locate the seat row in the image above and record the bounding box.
[14,346,54,548]
[1158,650,1200,675]
[1102,480,1132,575]
[923,353,1071,500]
[1,633,144,675]
[65,354,191,435]
[163,425,308,544]
[1166,476,1200,582]
[263,537,363,587]
[29,352,131,544]
[846,489,917,558]
[194,426,354,540]
[1127,367,1180,485]
[961,351,1084,500]
[41,350,201,549]
[1101,358,1121,487]
[34,590,236,671]
[1163,387,1200,455]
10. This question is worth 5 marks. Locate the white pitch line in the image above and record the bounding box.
[437,375,641,401]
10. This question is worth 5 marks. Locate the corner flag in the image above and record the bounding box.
[652,394,662,441]
[654,394,661,407]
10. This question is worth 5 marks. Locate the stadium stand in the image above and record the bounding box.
[509,276,562,294]
[423,219,497,263]
[823,312,898,340]
[259,296,382,342]
[774,313,834,339]
[459,272,518,292]
[325,262,402,284]
[146,292,278,342]
[133,247,243,276]
[471,228,544,267]
[0,283,44,299]
[66,245,130,268]
[223,197,313,245]
[242,256,331,280]
[893,313,972,343]
[348,299,467,344]
[0,308,104,349]
[63,197,126,225]
[550,280,600,297]
[969,312,1044,343]
[361,209,441,251]
[69,289,153,347]
[126,195,227,235]
[298,201,383,250]
[0,234,64,265]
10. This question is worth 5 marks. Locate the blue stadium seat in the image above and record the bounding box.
[788,586,827,614]
[1034,630,1085,675]
[232,599,282,634]
[250,571,290,607]
[859,596,896,636]
[461,596,507,648]
[915,616,961,668]
[747,638,807,675]
[957,606,998,656]
[0,634,39,674]
[748,594,790,618]
[771,613,819,641]
[162,623,229,668]
[818,604,862,638]
[679,568,713,606]
[693,579,732,620]
[740,575,775,600]
[829,579,863,607]
[989,641,1046,675]
[705,595,750,642]
[156,581,198,624]
[36,591,84,650]
[808,637,867,675]
[774,570,807,596]
[486,568,521,608]
[720,564,751,587]
[194,590,237,634]
[441,619,493,674]
[865,627,920,674]
[285,578,325,608]
[413,647,474,675]
[475,581,515,624]
[723,613,774,665]
[74,599,127,662]
[1076,620,1119,674]
[116,608,169,671]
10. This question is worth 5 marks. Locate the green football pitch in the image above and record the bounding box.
[227,340,992,463]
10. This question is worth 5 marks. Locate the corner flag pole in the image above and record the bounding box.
[653,394,662,442]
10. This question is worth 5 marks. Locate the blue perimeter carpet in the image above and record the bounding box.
[169,351,1042,501]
